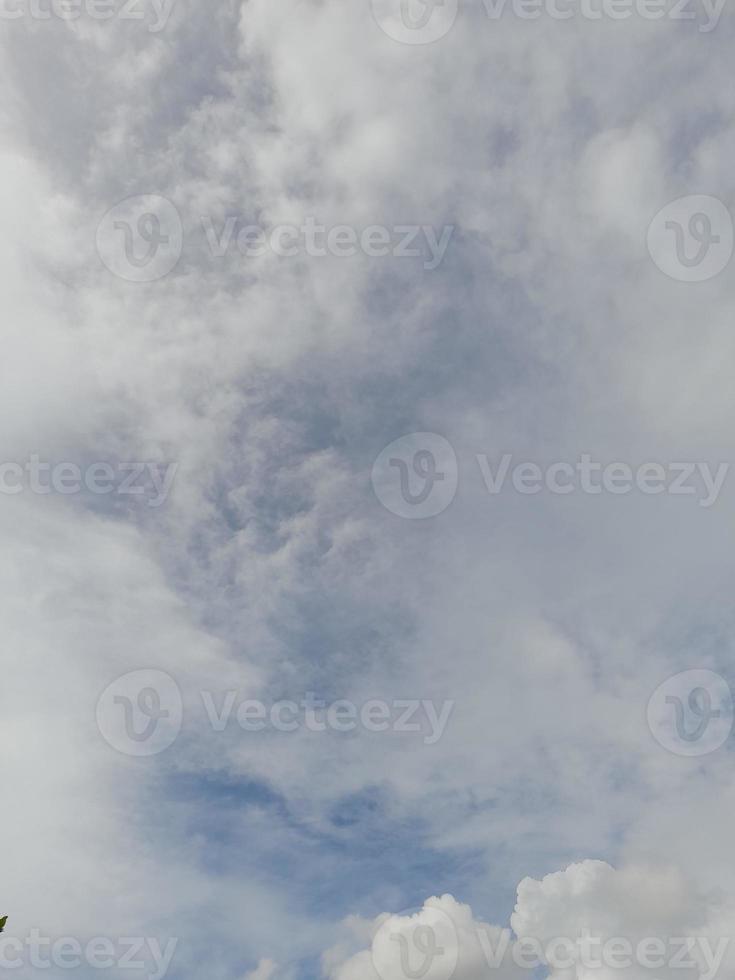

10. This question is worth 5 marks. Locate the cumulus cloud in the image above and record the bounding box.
[324,894,522,980]
[325,864,735,980]
[511,862,734,980]
[2,0,735,977]
[245,959,280,980]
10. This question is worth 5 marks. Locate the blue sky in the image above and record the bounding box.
[2,2,735,980]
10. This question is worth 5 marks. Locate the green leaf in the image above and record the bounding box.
[0,916,7,934]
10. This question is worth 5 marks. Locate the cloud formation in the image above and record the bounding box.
[2,1,735,978]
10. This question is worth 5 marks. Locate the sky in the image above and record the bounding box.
[1,1,735,979]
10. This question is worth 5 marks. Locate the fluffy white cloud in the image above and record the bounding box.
[325,894,522,980]
[512,862,735,980]
[326,864,735,980]
[2,0,735,977]
[246,959,280,980]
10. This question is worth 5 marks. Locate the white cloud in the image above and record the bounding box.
[325,894,523,980]
[326,864,735,980]
[246,959,280,980]
[2,1,735,976]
